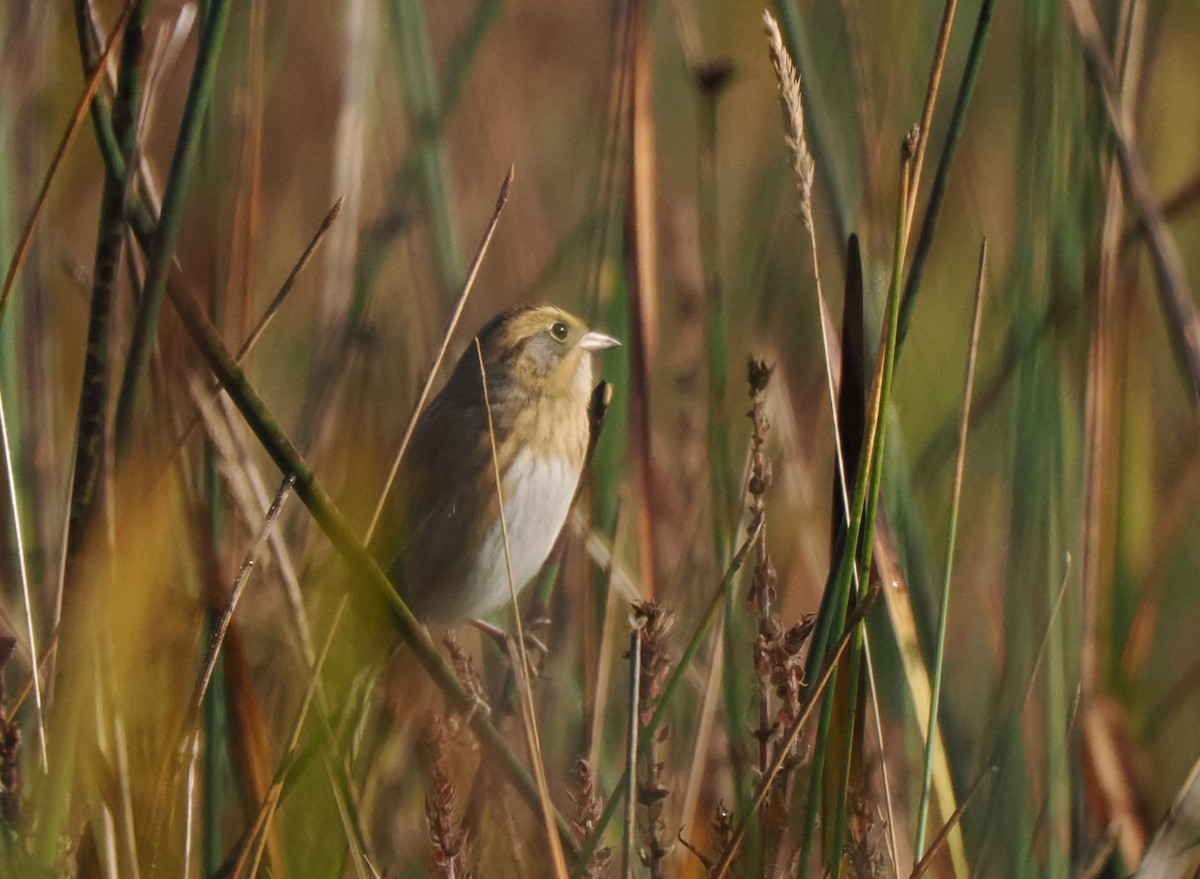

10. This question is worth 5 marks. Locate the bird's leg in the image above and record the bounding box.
[471,619,549,675]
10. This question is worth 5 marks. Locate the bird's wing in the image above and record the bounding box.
[374,395,495,594]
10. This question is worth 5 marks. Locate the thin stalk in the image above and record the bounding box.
[915,239,987,854]
[857,135,913,583]
[188,478,293,735]
[621,630,641,879]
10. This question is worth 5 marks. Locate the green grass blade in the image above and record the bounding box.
[915,239,987,854]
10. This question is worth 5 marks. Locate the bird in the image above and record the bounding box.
[370,305,620,627]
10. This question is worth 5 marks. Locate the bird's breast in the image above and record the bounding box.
[439,449,583,623]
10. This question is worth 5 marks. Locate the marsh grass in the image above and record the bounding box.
[1,1,1199,877]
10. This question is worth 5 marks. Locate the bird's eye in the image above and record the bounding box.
[550,321,569,341]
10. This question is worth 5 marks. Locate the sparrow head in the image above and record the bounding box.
[475,305,620,401]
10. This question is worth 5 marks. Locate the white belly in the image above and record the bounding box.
[449,451,581,623]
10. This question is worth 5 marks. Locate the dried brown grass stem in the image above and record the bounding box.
[631,600,677,878]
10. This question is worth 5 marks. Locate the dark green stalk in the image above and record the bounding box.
[386,0,465,292]
[353,0,502,312]
[113,0,233,452]
[897,0,996,352]
[63,0,147,589]
[697,62,736,554]
[572,527,759,878]
[356,0,501,290]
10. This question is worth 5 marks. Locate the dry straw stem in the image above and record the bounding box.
[0,381,46,770]
[1081,3,1146,855]
[1064,0,1200,405]
[1082,0,1144,697]
[475,338,569,879]
[0,0,139,328]
[631,601,677,877]
[909,765,996,879]
[366,166,514,544]
[184,477,293,735]
[208,391,314,666]
[621,624,642,879]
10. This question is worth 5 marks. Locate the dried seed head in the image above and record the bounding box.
[570,758,612,878]
[762,11,815,228]
[422,713,471,877]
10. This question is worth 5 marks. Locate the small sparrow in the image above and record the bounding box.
[372,305,620,626]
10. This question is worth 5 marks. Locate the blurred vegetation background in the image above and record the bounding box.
[1,0,1200,876]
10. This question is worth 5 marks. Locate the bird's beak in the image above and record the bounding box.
[579,331,621,351]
